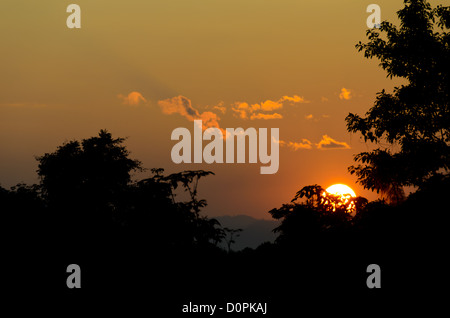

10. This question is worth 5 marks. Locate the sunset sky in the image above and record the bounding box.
[1,0,426,219]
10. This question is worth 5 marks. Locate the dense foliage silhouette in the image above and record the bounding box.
[346,0,449,202]
[2,132,447,313]
[2,128,446,299]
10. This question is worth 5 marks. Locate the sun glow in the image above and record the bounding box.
[324,184,357,212]
[326,184,356,198]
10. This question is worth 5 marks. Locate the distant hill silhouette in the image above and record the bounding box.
[215,215,279,250]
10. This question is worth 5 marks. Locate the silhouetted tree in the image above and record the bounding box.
[346,0,450,200]
[36,130,142,233]
[161,170,224,248]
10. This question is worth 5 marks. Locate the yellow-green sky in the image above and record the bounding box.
[1,0,432,218]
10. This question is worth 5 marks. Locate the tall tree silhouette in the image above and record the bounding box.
[346,0,449,200]
[36,130,142,234]
[162,170,224,248]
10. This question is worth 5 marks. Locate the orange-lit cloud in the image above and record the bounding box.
[279,139,313,150]
[235,102,261,112]
[232,95,307,120]
[199,111,221,130]
[250,113,283,120]
[339,88,352,100]
[231,101,263,119]
[316,135,350,150]
[280,136,349,151]
[279,95,307,103]
[305,114,314,120]
[231,102,253,119]
[158,95,222,131]
[118,91,147,106]
[260,100,283,111]
[213,102,226,114]
[158,95,199,120]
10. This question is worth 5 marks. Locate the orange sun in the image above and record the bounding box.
[324,184,357,212]
[325,184,356,198]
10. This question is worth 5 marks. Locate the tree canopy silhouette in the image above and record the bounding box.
[36,130,142,233]
[346,0,450,201]
[37,130,141,207]
[33,130,225,251]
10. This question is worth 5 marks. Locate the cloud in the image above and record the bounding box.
[250,113,283,120]
[158,95,199,120]
[213,102,226,114]
[232,95,307,120]
[305,114,329,121]
[278,135,350,151]
[231,102,250,119]
[231,102,262,119]
[321,97,329,102]
[158,95,223,132]
[118,91,147,106]
[279,95,308,103]
[278,139,313,150]
[316,135,350,150]
[260,100,283,111]
[339,88,352,100]
[199,111,221,130]
[238,101,258,110]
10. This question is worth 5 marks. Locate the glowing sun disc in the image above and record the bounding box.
[326,184,356,197]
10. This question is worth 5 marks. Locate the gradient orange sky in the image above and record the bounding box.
[1,0,425,218]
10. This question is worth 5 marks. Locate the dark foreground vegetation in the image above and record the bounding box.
[1,129,447,313]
